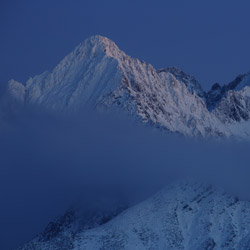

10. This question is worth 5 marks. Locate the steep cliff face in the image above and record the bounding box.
[20,182,250,250]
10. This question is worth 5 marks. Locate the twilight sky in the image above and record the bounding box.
[1,0,250,90]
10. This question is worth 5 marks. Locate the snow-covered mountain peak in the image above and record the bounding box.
[4,35,250,138]
[77,35,127,61]
[84,35,118,48]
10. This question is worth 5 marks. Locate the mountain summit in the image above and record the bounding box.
[6,35,250,138]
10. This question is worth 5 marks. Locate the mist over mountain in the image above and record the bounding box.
[1,35,250,249]
[1,105,250,250]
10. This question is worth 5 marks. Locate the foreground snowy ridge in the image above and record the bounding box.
[20,182,250,250]
[6,35,250,138]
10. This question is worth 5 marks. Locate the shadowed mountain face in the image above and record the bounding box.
[5,35,250,138]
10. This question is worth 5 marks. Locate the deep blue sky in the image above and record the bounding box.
[1,0,250,90]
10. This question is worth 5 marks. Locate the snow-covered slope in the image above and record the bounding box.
[157,67,206,100]
[20,181,250,250]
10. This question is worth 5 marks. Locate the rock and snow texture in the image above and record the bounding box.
[7,79,25,102]
[5,35,250,138]
[20,182,250,250]
[213,87,250,123]
[157,67,206,100]
[206,73,250,137]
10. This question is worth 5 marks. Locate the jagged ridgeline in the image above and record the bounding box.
[6,35,250,137]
